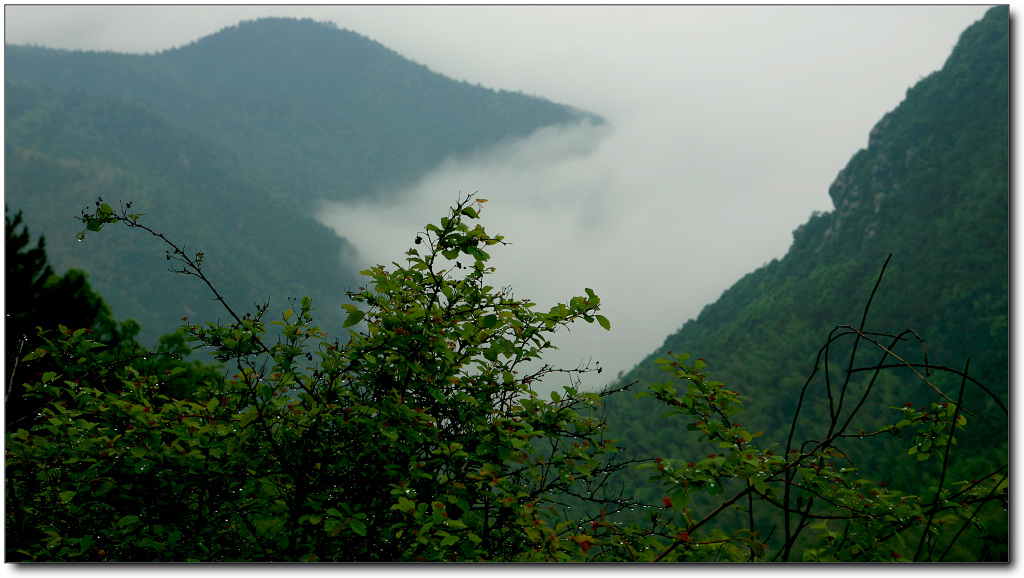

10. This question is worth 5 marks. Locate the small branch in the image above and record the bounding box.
[6,335,26,403]
[914,358,969,562]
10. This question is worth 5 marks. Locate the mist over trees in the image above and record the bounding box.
[4,16,599,343]
[5,7,1007,562]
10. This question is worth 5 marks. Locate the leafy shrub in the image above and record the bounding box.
[5,197,1006,561]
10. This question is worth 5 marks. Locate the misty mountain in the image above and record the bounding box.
[599,4,1007,529]
[6,17,600,203]
[5,17,600,341]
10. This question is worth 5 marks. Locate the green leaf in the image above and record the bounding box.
[343,309,365,328]
[21,348,48,362]
[481,314,499,328]
[324,518,343,537]
[58,491,76,503]
[392,497,417,513]
[239,408,259,427]
[349,519,367,536]
[596,315,611,330]
[117,515,140,527]
[445,517,467,529]
[94,480,116,497]
[752,477,770,495]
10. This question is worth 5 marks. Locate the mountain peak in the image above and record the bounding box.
[157,16,416,82]
[166,16,384,53]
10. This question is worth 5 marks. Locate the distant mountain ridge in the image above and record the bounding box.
[5,17,601,342]
[6,17,601,203]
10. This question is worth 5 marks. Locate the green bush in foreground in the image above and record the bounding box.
[5,197,1006,561]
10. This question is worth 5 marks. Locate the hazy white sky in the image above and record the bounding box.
[4,3,995,390]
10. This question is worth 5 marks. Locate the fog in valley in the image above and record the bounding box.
[6,4,992,393]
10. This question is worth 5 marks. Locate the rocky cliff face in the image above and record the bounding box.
[805,6,1007,263]
[818,132,902,253]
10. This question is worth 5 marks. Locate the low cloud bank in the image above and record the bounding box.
[317,117,815,394]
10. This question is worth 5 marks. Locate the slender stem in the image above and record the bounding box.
[914,358,969,561]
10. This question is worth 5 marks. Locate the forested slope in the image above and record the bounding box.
[5,17,599,203]
[600,5,1008,536]
[5,83,359,338]
[5,17,598,342]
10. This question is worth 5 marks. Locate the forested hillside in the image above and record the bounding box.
[4,9,1006,562]
[5,83,360,338]
[5,17,598,342]
[600,5,1008,553]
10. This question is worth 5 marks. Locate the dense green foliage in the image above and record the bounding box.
[6,207,118,431]
[5,198,1007,561]
[4,206,225,431]
[6,207,117,348]
[5,16,598,343]
[599,7,1008,553]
